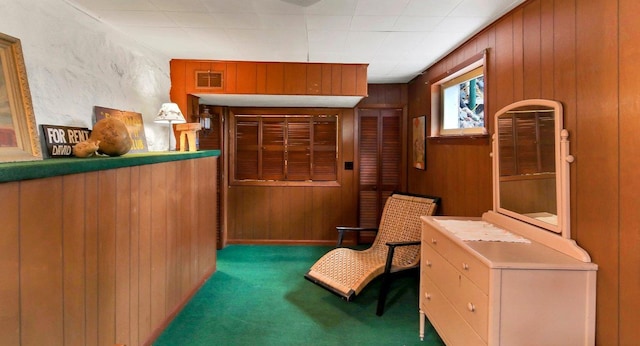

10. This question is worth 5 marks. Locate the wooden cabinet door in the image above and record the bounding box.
[358,108,402,228]
[191,99,226,248]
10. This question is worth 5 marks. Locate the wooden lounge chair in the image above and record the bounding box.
[304,192,440,316]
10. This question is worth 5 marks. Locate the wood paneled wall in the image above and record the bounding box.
[0,156,217,346]
[408,0,637,343]
[227,186,355,243]
[407,73,492,217]
[170,60,368,128]
[359,83,408,107]
[226,108,357,244]
[225,85,407,244]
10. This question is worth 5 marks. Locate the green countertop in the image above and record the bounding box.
[0,150,220,183]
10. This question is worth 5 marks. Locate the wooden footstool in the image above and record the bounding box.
[176,123,202,152]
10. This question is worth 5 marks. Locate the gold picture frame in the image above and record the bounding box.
[0,32,41,162]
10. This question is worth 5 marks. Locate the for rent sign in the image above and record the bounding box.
[41,125,91,157]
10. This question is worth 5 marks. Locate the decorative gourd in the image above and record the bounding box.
[90,117,133,156]
[72,139,100,158]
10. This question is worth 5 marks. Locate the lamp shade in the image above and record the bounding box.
[154,103,187,124]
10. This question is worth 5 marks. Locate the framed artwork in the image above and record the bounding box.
[0,32,41,162]
[412,116,426,169]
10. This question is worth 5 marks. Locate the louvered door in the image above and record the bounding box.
[358,108,402,228]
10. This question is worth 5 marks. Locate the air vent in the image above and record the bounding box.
[195,71,223,89]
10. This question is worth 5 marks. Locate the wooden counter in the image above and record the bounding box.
[0,150,219,183]
[0,151,219,346]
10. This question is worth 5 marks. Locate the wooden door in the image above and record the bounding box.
[190,96,226,249]
[358,108,402,228]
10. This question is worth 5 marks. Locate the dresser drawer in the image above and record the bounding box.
[423,222,490,293]
[422,245,489,342]
[421,276,486,346]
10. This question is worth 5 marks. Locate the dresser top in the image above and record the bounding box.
[423,215,597,271]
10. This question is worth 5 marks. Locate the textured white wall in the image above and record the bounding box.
[0,0,172,151]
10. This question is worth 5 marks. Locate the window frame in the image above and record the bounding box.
[229,110,341,187]
[430,51,487,138]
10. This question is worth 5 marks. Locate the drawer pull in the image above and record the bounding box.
[431,238,437,244]
[425,293,431,300]
[467,302,475,312]
[462,263,469,270]
[426,260,432,267]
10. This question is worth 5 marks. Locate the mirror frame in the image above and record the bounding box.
[492,99,573,239]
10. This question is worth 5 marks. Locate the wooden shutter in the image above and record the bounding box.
[381,110,401,192]
[359,114,379,187]
[515,113,539,175]
[359,111,380,228]
[287,119,311,180]
[538,113,555,173]
[236,119,259,180]
[498,116,517,176]
[312,117,337,181]
[499,111,556,176]
[262,118,285,180]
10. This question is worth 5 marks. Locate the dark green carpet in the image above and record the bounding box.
[154,245,445,346]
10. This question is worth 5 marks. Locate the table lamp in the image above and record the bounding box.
[154,103,186,151]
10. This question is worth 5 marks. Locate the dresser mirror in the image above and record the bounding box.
[493,99,573,239]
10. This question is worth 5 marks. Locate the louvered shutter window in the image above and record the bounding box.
[287,119,312,181]
[262,118,286,180]
[234,115,338,182]
[312,117,337,181]
[235,119,259,180]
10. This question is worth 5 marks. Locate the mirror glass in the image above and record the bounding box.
[494,99,564,234]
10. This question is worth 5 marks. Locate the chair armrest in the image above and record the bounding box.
[385,240,420,248]
[383,241,421,274]
[336,226,378,247]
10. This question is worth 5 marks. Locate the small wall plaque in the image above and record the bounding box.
[41,124,91,158]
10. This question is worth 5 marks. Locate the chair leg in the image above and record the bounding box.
[376,273,392,316]
[377,244,397,316]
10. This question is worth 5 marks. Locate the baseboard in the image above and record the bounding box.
[227,239,339,246]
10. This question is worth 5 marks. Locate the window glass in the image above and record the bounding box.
[441,67,484,131]
[431,52,487,137]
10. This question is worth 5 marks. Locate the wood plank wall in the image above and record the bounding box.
[225,85,407,244]
[227,185,355,243]
[227,108,358,244]
[0,156,217,346]
[170,60,368,132]
[170,60,368,97]
[407,76,492,217]
[408,0,636,343]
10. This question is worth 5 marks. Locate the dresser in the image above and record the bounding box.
[419,214,597,346]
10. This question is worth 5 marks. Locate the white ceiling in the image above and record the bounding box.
[65,0,524,84]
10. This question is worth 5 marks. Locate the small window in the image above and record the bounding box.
[231,114,338,184]
[431,51,487,137]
